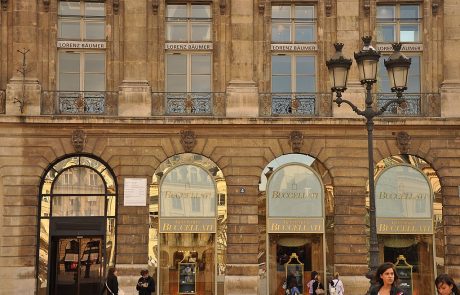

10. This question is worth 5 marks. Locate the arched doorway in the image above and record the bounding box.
[37,155,117,295]
[258,154,334,295]
[148,153,227,295]
[373,154,442,295]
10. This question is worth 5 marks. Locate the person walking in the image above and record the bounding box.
[369,262,404,295]
[307,271,318,295]
[329,272,344,295]
[136,269,155,295]
[435,274,460,295]
[313,274,325,294]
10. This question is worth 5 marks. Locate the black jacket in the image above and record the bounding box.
[369,285,404,295]
[136,276,155,295]
[105,275,119,295]
[312,281,324,294]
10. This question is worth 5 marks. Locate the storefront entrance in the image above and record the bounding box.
[50,236,103,295]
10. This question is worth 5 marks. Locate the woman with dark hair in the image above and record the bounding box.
[435,274,460,295]
[105,267,119,295]
[369,262,404,295]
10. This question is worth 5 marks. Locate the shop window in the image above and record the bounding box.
[166,54,211,93]
[376,5,420,43]
[58,1,105,41]
[166,4,211,42]
[272,5,316,43]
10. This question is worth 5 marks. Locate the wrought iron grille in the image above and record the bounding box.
[376,93,423,116]
[151,92,225,116]
[41,91,118,115]
[259,93,321,116]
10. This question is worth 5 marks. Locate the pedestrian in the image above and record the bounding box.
[435,273,460,295]
[136,269,155,295]
[329,272,344,295]
[369,262,404,295]
[313,274,325,294]
[307,271,318,295]
[104,267,119,295]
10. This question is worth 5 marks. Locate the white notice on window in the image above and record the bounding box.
[124,178,148,206]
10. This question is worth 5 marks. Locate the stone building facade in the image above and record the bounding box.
[1,0,460,294]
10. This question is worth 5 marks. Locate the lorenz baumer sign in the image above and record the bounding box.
[267,164,324,233]
[159,164,217,233]
[375,164,433,234]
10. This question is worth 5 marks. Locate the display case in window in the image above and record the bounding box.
[178,258,197,294]
[285,253,304,294]
[395,255,413,295]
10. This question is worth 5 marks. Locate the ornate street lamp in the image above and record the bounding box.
[326,36,411,290]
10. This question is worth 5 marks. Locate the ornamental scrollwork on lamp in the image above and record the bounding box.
[180,130,197,152]
[396,131,411,155]
[289,131,304,153]
[72,129,87,153]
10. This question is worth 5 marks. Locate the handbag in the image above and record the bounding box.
[315,288,325,295]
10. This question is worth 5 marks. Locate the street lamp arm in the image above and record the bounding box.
[333,97,366,117]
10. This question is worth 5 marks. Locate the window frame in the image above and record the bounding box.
[376,4,421,43]
[165,3,213,42]
[58,1,106,41]
[271,4,316,43]
[165,52,212,93]
[271,54,317,93]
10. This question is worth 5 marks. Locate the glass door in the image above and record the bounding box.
[51,236,104,295]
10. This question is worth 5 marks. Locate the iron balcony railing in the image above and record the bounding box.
[0,89,5,114]
[41,91,118,115]
[376,93,439,116]
[260,92,332,116]
[151,92,226,116]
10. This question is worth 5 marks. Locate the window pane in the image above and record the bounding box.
[191,5,211,18]
[191,24,211,41]
[296,76,315,92]
[272,76,291,92]
[167,5,186,18]
[191,75,211,92]
[272,6,290,19]
[52,196,105,217]
[378,58,391,92]
[296,56,315,75]
[84,73,105,91]
[272,23,291,42]
[377,24,395,42]
[85,22,105,40]
[295,6,314,19]
[85,2,105,17]
[191,55,211,75]
[167,75,187,92]
[407,56,420,92]
[377,6,395,19]
[85,53,105,73]
[59,52,80,72]
[400,5,419,19]
[167,55,187,75]
[295,24,314,42]
[400,24,419,42]
[272,56,291,75]
[59,2,80,16]
[59,73,80,91]
[59,21,80,39]
[166,23,187,41]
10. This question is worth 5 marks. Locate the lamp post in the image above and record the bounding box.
[326,36,411,287]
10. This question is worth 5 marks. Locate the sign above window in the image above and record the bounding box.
[271,43,317,51]
[376,43,423,52]
[57,41,106,49]
[165,42,213,51]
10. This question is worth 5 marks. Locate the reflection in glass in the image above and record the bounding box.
[41,196,51,217]
[38,219,50,295]
[53,167,105,195]
[107,218,116,267]
[52,195,105,217]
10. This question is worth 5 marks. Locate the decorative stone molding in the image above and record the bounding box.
[396,131,411,154]
[258,2,265,14]
[180,130,196,152]
[432,0,440,15]
[43,0,50,11]
[220,0,226,15]
[363,0,370,16]
[1,0,7,10]
[113,0,119,15]
[325,0,332,17]
[72,129,87,153]
[289,131,304,153]
[152,0,159,14]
